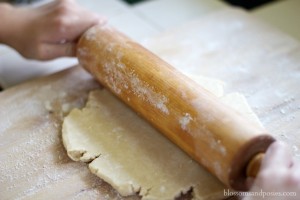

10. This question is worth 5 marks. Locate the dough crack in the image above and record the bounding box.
[67,149,87,161]
[140,186,152,197]
[86,154,101,164]
[175,187,194,200]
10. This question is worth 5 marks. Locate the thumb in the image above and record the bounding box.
[260,141,293,171]
[38,42,76,60]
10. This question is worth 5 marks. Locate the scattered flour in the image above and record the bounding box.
[179,113,193,131]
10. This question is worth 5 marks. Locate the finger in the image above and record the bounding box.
[96,15,108,26]
[46,14,107,44]
[38,42,76,60]
[60,12,107,41]
[260,141,293,171]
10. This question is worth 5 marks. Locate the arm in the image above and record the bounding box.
[0,0,106,60]
[0,3,14,45]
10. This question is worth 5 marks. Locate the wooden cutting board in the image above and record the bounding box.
[1,8,299,199]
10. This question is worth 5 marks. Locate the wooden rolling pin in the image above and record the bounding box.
[77,25,275,191]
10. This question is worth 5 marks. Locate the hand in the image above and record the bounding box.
[244,141,300,199]
[0,0,106,60]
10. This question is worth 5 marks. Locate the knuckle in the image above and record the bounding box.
[55,0,71,15]
[52,16,69,34]
[51,4,74,33]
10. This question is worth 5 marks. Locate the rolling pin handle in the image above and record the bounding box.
[246,153,264,178]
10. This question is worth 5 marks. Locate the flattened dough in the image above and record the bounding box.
[62,89,225,199]
[62,76,262,199]
[185,74,224,98]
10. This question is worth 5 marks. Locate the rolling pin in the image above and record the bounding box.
[76,25,275,191]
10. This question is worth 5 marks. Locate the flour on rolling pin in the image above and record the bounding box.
[78,26,170,115]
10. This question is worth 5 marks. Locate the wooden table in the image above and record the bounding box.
[1,8,299,199]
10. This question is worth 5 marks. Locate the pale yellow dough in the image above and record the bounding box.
[62,76,262,200]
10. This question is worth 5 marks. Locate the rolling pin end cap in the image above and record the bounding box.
[229,135,276,191]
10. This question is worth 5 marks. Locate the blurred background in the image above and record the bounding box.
[0,0,284,9]
[0,0,286,9]
[0,0,298,41]
[0,0,299,89]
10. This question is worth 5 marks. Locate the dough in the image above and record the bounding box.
[185,74,224,98]
[62,76,262,199]
[220,92,263,128]
[62,89,225,199]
